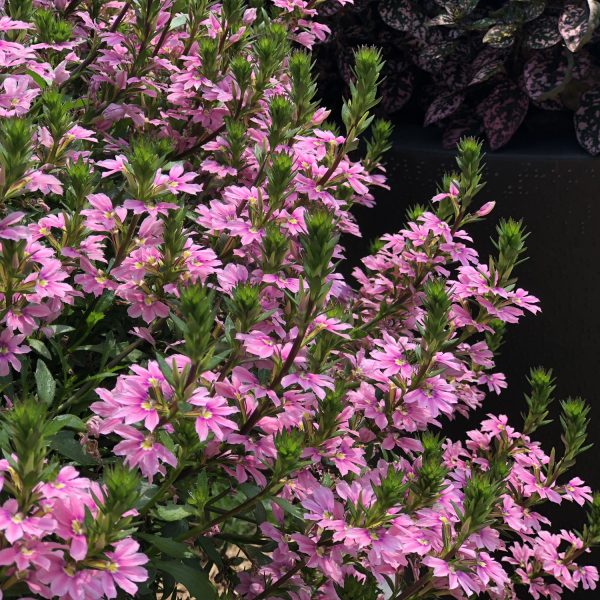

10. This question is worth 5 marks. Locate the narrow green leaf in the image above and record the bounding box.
[155,503,194,522]
[154,560,217,599]
[35,360,56,405]
[138,533,192,559]
[50,431,96,466]
[28,339,52,360]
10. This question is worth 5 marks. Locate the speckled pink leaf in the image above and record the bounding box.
[413,40,455,73]
[478,80,529,150]
[378,0,426,38]
[424,91,465,126]
[442,114,481,149]
[483,23,517,48]
[469,47,505,86]
[524,15,561,49]
[559,2,600,51]
[380,64,414,113]
[574,88,600,154]
[523,48,572,100]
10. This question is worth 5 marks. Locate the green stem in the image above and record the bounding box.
[178,484,275,541]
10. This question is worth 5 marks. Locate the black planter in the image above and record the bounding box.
[346,122,600,596]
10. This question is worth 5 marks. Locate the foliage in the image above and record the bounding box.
[318,0,600,153]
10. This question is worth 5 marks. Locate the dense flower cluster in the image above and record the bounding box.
[0,0,598,599]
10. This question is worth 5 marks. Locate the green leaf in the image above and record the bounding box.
[35,360,56,405]
[47,414,87,436]
[154,560,217,599]
[271,497,303,520]
[155,503,194,522]
[170,13,188,29]
[85,310,105,328]
[48,324,75,335]
[138,533,192,559]
[197,537,224,568]
[50,431,96,466]
[28,339,52,360]
[24,69,49,90]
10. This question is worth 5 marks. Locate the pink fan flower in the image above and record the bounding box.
[155,165,203,195]
[0,328,30,375]
[0,499,55,543]
[99,539,148,598]
[0,76,39,117]
[189,388,238,441]
[112,427,177,480]
[281,371,335,400]
[97,155,129,177]
[237,331,279,359]
[423,556,480,596]
[0,212,29,240]
[81,193,127,231]
[53,497,89,561]
[432,181,460,203]
[24,171,63,195]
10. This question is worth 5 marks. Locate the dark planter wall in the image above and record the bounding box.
[345,123,600,597]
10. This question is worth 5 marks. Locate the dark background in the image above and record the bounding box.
[344,117,600,597]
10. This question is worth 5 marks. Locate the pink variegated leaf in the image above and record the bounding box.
[559,1,600,52]
[413,40,455,73]
[523,48,573,101]
[574,88,600,155]
[378,0,426,38]
[442,114,482,149]
[424,91,465,126]
[524,15,561,49]
[469,47,506,86]
[483,23,517,48]
[380,62,414,113]
[478,80,529,150]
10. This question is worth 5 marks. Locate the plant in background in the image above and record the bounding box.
[0,1,597,599]
[318,0,600,153]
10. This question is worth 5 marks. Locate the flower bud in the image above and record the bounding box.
[289,51,317,125]
[179,284,216,365]
[560,397,591,464]
[422,279,451,352]
[462,467,506,533]
[102,463,141,517]
[493,218,528,283]
[5,399,51,499]
[273,429,304,478]
[34,9,73,44]
[522,367,555,434]
[65,158,96,212]
[584,492,600,545]
[455,136,484,208]
[231,56,253,95]
[341,46,383,138]
[225,117,247,169]
[0,118,33,199]
[266,153,293,208]
[226,283,261,331]
[262,223,289,273]
[365,118,393,169]
[42,89,72,142]
[268,96,294,148]
[301,210,338,302]
[199,38,219,80]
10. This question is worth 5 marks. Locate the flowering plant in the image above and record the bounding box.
[0,0,597,599]
[318,0,600,153]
